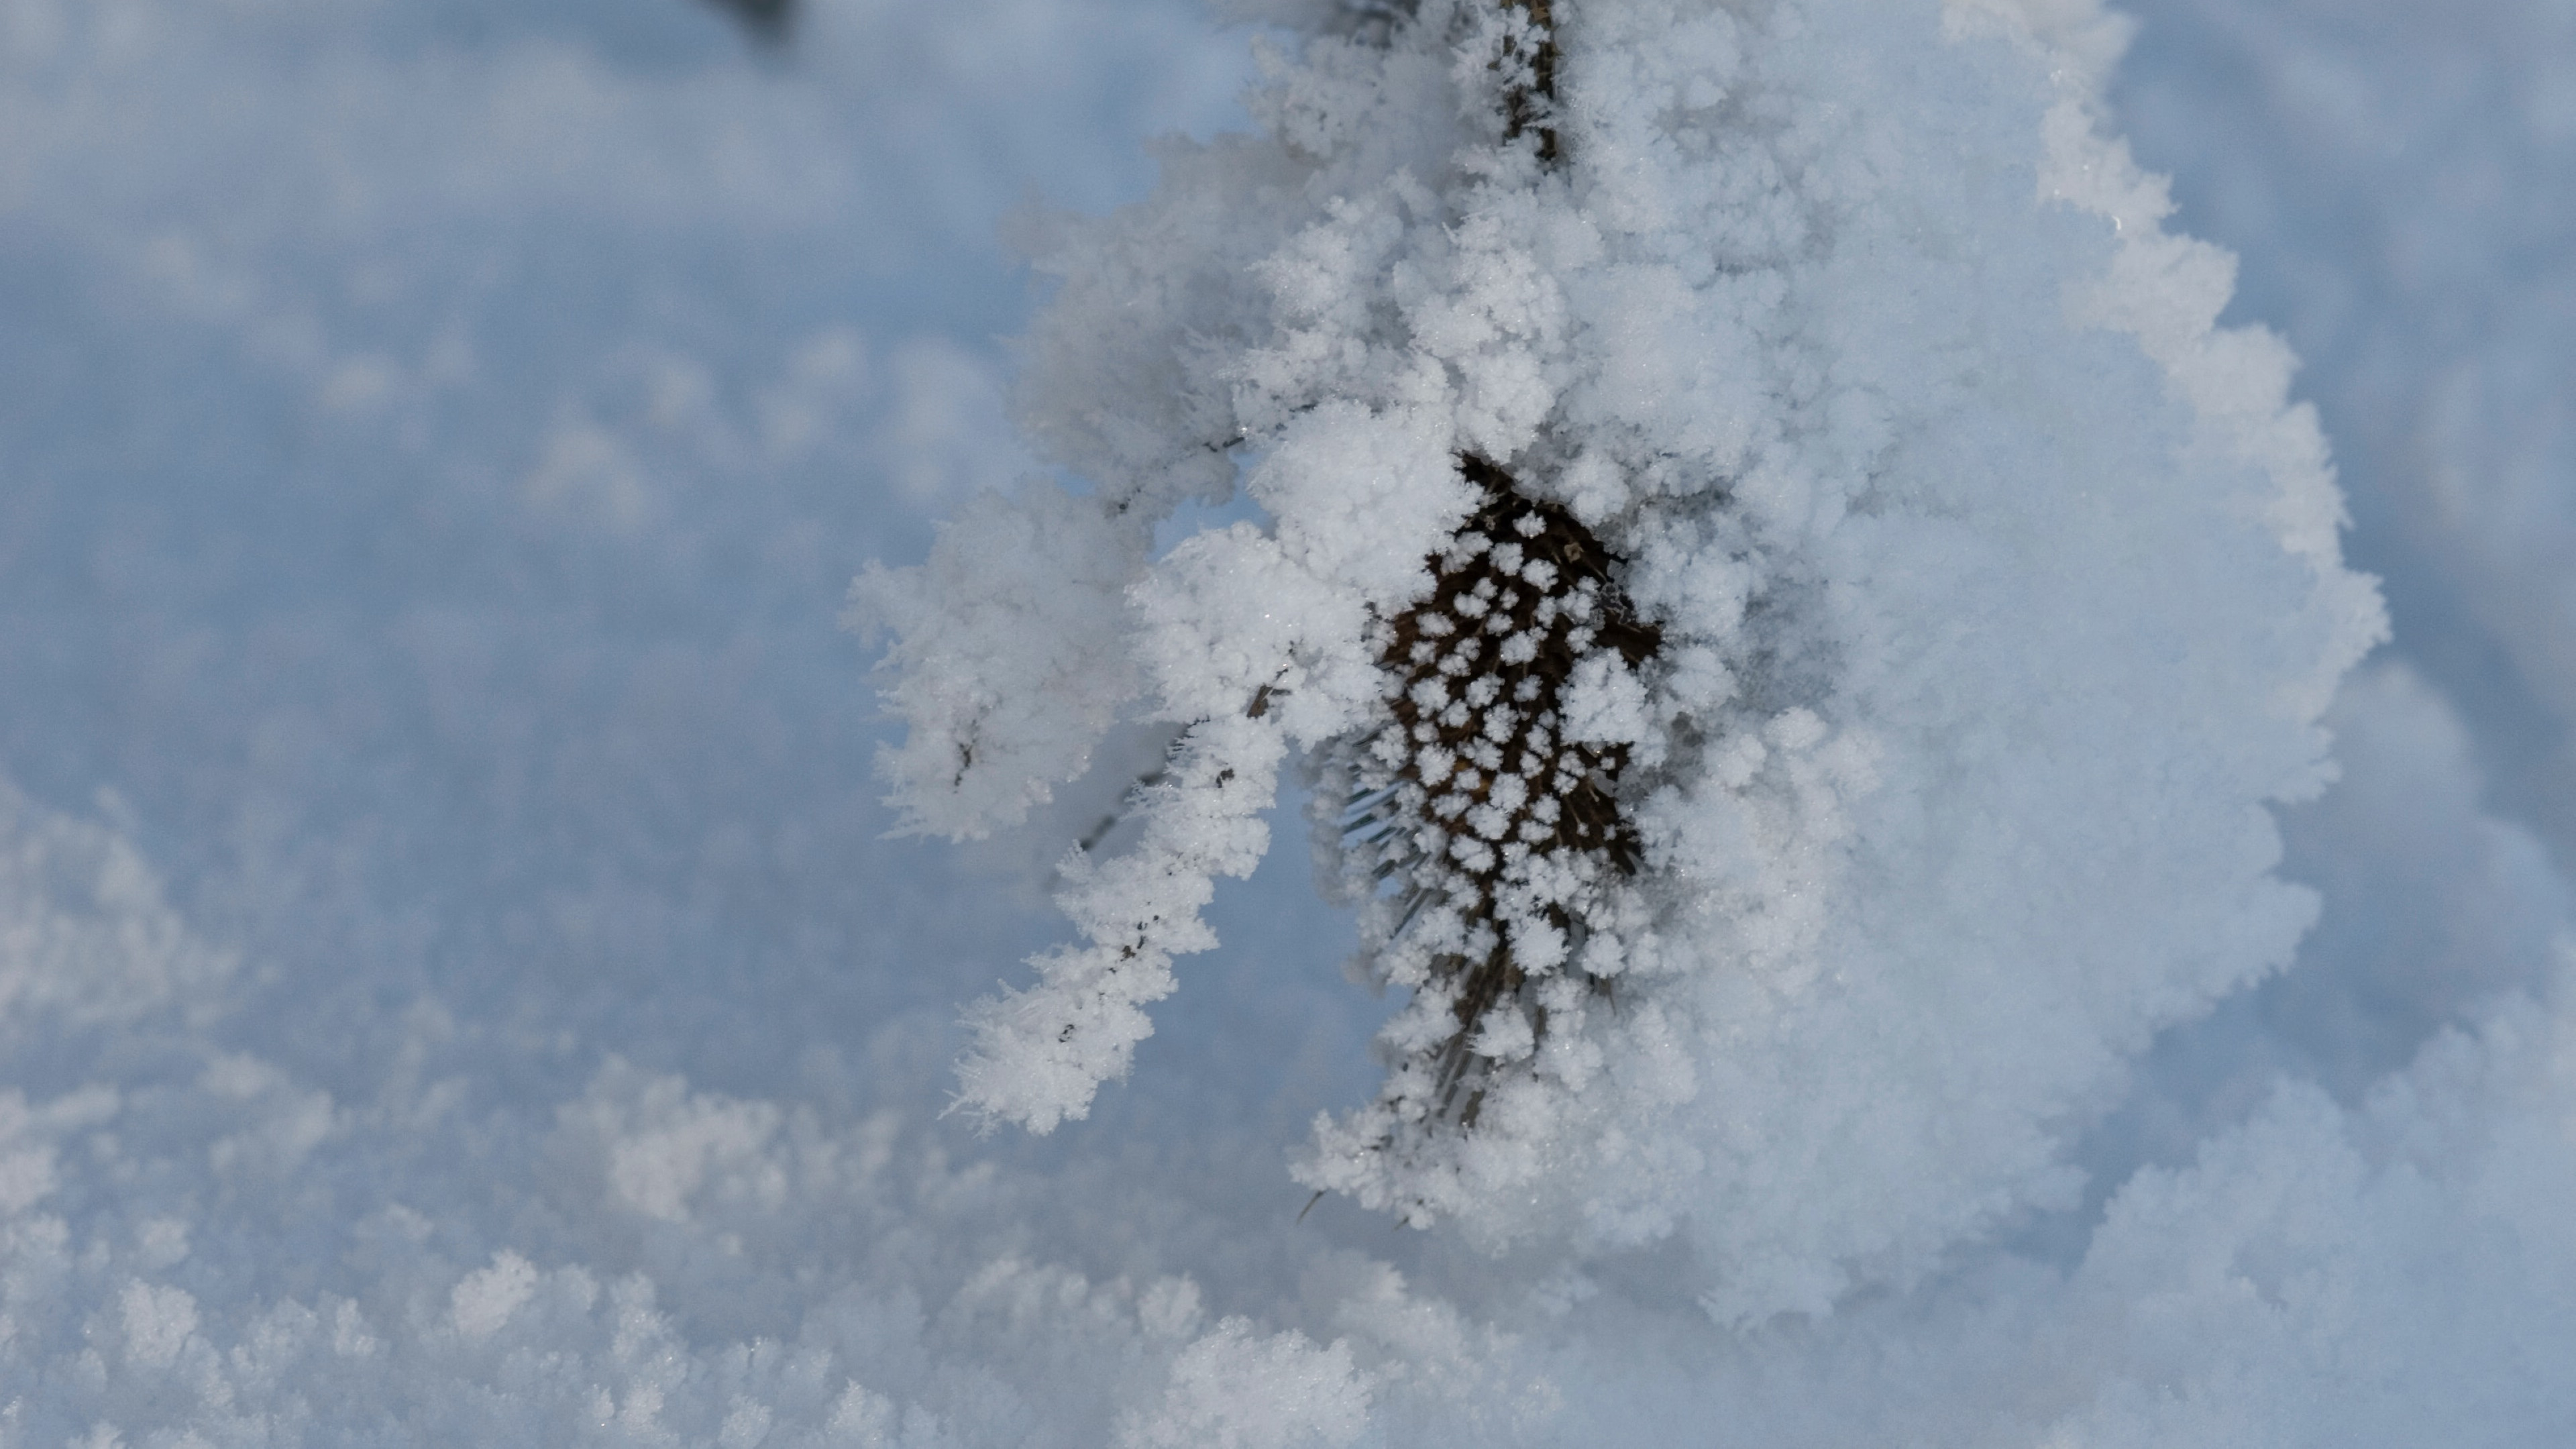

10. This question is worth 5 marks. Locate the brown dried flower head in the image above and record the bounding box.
[1331,455,1659,1150]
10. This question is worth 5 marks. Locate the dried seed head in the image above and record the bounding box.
[1334,455,1659,1144]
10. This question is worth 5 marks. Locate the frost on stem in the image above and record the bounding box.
[1323,457,1658,1181]
[1495,0,1559,162]
[951,711,1287,1134]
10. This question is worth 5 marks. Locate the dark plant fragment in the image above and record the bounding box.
[1343,456,1659,1129]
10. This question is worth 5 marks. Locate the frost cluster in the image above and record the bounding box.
[871,0,2381,1320]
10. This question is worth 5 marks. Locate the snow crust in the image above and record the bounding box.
[0,0,2571,1443]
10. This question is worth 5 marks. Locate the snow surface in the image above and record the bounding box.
[0,0,2570,1444]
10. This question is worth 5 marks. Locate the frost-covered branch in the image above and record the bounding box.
[952,714,1287,1132]
[864,0,2380,1315]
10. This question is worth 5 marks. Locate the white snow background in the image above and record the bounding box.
[0,0,2569,1444]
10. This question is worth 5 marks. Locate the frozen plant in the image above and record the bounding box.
[859,0,2383,1316]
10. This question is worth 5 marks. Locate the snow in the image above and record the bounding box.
[0,0,2571,1444]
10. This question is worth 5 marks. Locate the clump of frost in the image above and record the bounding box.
[1116,1318,1370,1449]
[2029,967,2576,1447]
[867,0,2382,1322]
[0,783,234,1032]
[851,480,1148,839]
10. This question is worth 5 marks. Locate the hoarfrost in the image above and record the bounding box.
[875,0,2383,1322]
[1,0,2571,1441]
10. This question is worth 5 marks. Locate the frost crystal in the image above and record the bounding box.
[866,0,2381,1313]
